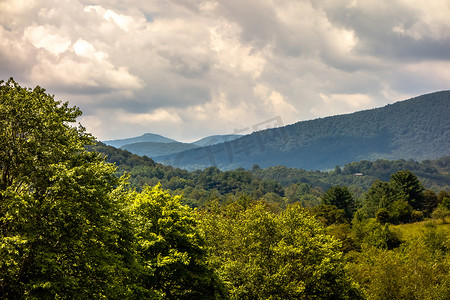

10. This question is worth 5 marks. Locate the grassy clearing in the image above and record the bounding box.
[392,218,450,242]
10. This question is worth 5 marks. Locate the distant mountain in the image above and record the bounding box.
[160,91,450,170]
[193,135,242,147]
[104,134,243,159]
[89,142,450,193]
[103,133,176,148]
[121,142,200,158]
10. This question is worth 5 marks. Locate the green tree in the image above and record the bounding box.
[431,197,450,223]
[309,204,348,226]
[199,202,362,299]
[0,79,133,298]
[348,241,450,300]
[351,212,401,250]
[321,186,355,219]
[128,185,225,299]
[423,189,439,216]
[375,208,390,224]
[363,180,394,217]
[389,170,425,211]
[390,197,413,224]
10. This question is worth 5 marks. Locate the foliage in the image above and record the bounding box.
[347,240,450,300]
[375,208,390,224]
[91,141,450,210]
[363,180,394,217]
[423,189,439,216]
[348,220,450,299]
[128,185,225,299]
[199,202,362,299]
[361,170,429,224]
[2,79,448,299]
[389,170,425,210]
[351,214,401,250]
[0,78,133,298]
[309,204,348,226]
[253,157,450,192]
[321,186,356,219]
[432,203,450,224]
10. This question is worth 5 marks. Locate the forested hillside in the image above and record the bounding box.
[104,132,177,148]
[122,141,200,157]
[91,143,450,208]
[2,79,450,299]
[160,91,450,170]
[104,134,242,158]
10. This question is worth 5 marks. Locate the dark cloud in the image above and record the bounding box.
[1,0,449,141]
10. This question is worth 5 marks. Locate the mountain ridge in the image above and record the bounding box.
[103,134,243,158]
[192,134,242,147]
[159,90,450,170]
[104,133,176,148]
[121,141,200,158]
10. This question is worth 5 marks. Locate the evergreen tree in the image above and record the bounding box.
[321,186,356,219]
[389,170,425,210]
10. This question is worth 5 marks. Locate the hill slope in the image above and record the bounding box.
[160,91,450,170]
[89,143,450,196]
[103,133,176,148]
[121,141,200,158]
[193,135,242,147]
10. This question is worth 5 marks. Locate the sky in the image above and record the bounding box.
[1,0,450,142]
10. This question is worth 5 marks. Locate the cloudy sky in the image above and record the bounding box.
[1,0,449,142]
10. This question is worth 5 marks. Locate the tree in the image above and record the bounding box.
[347,241,450,300]
[309,204,348,226]
[389,197,413,224]
[321,186,355,219]
[375,208,390,224]
[199,202,362,299]
[389,170,424,211]
[363,180,394,217]
[128,185,225,299]
[423,189,439,216]
[431,197,450,223]
[0,79,133,298]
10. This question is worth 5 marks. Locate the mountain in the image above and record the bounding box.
[121,142,199,158]
[103,133,176,148]
[89,142,450,195]
[193,134,242,147]
[160,91,450,170]
[104,134,243,158]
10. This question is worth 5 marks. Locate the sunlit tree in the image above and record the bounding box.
[0,78,133,298]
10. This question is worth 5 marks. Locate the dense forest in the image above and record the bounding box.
[92,142,450,208]
[1,78,449,299]
[159,90,450,170]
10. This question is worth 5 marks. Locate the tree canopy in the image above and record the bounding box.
[199,202,362,299]
[0,78,133,298]
[1,79,448,299]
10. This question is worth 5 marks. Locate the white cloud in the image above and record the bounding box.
[313,93,376,117]
[210,23,266,79]
[253,84,299,118]
[120,109,183,124]
[84,5,145,32]
[1,0,449,142]
[24,25,71,55]
[73,39,107,61]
